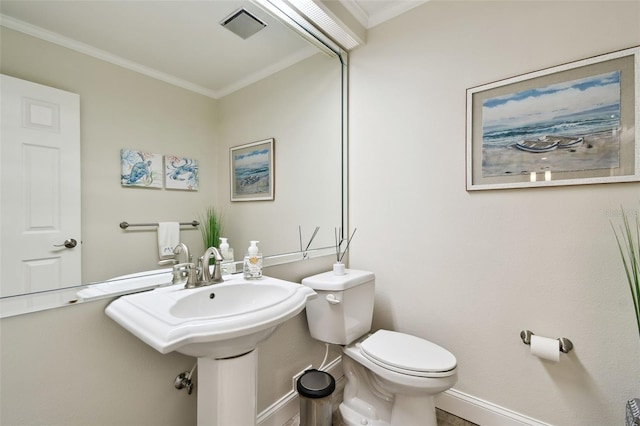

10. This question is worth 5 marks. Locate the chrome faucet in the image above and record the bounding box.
[172,244,224,288]
[198,246,224,285]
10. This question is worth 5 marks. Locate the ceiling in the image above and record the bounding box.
[340,0,426,29]
[0,0,425,99]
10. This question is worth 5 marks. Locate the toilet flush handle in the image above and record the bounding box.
[326,294,341,305]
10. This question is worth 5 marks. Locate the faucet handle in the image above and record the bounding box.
[172,262,196,286]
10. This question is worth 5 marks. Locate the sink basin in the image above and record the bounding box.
[105,275,316,359]
[170,281,295,319]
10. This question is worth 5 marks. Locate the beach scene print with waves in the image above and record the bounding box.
[233,147,271,195]
[481,71,621,177]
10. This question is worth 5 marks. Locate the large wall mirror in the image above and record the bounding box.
[0,0,347,317]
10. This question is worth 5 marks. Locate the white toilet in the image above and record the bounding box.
[301,269,457,426]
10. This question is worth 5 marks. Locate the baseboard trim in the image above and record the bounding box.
[258,362,550,426]
[257,357,342,426]
[435,388,552,426]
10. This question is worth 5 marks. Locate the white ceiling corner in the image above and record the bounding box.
[339,0,428,29]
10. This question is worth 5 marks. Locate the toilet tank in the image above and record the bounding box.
[301,269,375,345]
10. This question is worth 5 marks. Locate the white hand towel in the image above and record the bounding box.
[158,222,180,258]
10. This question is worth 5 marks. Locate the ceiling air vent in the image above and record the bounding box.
[220,8,267,40]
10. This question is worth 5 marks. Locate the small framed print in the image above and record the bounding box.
[120,149,162,188]
[165,155,199,190]
[230,138,274,201]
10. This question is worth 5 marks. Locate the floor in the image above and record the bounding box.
[436,409,479,426]
[285,408,478,426]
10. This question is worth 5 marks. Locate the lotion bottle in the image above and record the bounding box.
[219,237,235,275]
[243,240,262,279]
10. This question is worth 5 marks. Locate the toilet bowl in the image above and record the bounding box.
[340,330,457,426]
[301,270,458,426]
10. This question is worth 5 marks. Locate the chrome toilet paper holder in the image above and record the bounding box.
[520,330,574,354]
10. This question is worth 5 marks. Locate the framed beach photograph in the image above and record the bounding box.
[230,138,274,201]
[466,46,639,191]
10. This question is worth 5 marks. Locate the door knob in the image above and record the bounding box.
[54,238,77,249]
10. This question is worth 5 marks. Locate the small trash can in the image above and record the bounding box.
[297,369,336,426]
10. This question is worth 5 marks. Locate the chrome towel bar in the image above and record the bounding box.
[119,221,199,229]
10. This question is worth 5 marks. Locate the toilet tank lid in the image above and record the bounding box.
[301,269,374,291]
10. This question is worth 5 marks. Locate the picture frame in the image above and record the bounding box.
[164,155,199,191]
[120,149,163,188]
[230,138,274,201]
[466,46,639,191]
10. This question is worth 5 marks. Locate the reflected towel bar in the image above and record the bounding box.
[120,221,200,229]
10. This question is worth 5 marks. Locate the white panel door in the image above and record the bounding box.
[1,74,81,297]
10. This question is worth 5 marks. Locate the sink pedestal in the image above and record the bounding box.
[198,350,258,426]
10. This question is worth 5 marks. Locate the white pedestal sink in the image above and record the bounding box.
[106,275,316,425]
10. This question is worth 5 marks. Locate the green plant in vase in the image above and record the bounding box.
[200,206,222,256]
[611,205,640,339]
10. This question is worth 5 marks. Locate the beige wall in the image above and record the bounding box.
[217,52,343,256]
[349,1,640,424]
[0,298,198,426]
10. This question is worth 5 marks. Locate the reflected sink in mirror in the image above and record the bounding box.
[105,275,316,359]
[76,269,173,302]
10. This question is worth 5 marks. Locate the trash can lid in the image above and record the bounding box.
[296,369,335,398]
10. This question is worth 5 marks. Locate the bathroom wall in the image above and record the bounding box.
[348,1,640,425]
[216,52,343,259]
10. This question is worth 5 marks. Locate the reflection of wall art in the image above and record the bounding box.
[230,138,274,201]
[466,46,639,190]
[120,149,163,188]
[165,155,199,190]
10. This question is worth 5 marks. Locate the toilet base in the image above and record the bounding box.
[339,352,442,426]
[339,395,437,426]
[340,403,389,426]
[390,394,436,426]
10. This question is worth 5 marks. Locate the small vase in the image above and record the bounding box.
[333,262,346,275]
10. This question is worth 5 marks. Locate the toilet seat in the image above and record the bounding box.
[359,330,457,378]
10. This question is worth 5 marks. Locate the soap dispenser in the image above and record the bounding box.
[243,240,262,279]
[219,237,235,275]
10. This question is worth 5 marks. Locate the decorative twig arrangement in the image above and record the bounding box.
[299,226,320,259]
[335,227,357,263]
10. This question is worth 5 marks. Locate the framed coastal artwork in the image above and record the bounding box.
[165,155,199,190]
[466,46,639,191]
[121,149,163,188]
[230,138,274,201]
